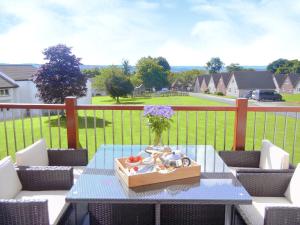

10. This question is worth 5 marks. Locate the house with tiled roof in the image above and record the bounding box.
[198,75,211,93]
[0,64,92,118]
[193,76,204,93]
[273,74,287,93]
[216,73,232,95]
[226,71,276,97]
[0,65,39,105]
[207,73,232,94]
[280,74,300,94]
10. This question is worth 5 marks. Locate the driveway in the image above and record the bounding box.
[190,93,299,118]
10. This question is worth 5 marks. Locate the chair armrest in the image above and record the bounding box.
[48,149,88,166]
[235,167,295,174]
[237,173,293,197]
[0,199,49,225]
[219,151,260,168]
[17,166,73,191]
[265,207,300,225]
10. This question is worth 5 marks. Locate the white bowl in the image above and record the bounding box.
[125,160,141,167]
[142,157,154,165]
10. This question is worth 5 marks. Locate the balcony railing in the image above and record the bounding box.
[0,97,300,163]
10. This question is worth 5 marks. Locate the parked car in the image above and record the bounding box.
[252,89,282,101]
[244,90,253,99]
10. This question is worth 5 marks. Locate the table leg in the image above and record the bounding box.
[74,203,88,225]
[225,205,233,225]
[155,203,161,225]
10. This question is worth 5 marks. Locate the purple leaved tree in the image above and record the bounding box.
[33,44,87,105]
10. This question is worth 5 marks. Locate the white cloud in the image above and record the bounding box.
[0,0,300,66]
[182,0,300,65]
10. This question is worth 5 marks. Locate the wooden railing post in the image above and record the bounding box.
[233,98,248,151]
[65,97,79,149]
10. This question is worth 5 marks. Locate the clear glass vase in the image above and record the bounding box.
[153,131,163,147]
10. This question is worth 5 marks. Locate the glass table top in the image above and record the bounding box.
[66,145,251,204]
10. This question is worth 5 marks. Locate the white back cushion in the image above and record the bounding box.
[259,140,289,169]
[16,139,49,166]
[285,164,300,204]
[0,156,22,199]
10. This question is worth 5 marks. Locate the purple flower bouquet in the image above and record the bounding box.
[144,105,174,146]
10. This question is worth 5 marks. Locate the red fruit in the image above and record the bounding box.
[129,156,135,162]
[133,166,138,171]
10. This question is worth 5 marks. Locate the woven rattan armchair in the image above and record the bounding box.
[0,166,73,225]
[47,148,88,167]
[219,151,294,175]
[233,172,300,225]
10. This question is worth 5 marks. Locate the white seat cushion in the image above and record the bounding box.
[15,190,69,225]
[259,140,289,170]
[285,163,300,204]
[73,166,85,183]
[0,156,22,199]
[16,139,49,166]
[237,197,292,225]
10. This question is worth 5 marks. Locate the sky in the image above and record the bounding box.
[0,0,300,66]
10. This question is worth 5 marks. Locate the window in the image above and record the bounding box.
[0,89,9,96]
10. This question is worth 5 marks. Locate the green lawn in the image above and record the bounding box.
[282,93,300,103]
[1,96,300,164]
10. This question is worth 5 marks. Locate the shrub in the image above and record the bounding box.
[204,89,210,94]
[216,92,224,96]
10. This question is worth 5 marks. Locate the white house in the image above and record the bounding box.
[0,64,92,119]
[193,76,204,93]
[207,73,228,94]
[280,74,300,94]
[273,74,287,93]
[226,71,276,97]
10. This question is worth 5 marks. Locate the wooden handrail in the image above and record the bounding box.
[76,105,237,111]
[0,103,65,109]
[248,106,300,112]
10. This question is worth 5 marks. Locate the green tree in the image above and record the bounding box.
[136,57,169,90]
[105,75,134,103]
[156,56,171,71]
[170,69,205,87]
[92,66,123,92]
[122,59,131,76]
[82,67,101,78]
[206,57,224,74]
[33,44,87,104]
[275,60,300,74]
[130,75,143,87]
[226,63,244,72]
[267,59,289,73]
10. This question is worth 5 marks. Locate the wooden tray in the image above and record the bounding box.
[115,158,201,187]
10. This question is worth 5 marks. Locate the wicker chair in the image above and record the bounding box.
[0,165,74,225]
[233,171,300,225]
[219,150,294,175]
[47,148,88,167]
[15,139,88,183]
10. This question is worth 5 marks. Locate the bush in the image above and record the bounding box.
[204,89,210,94]
[216,92,224,96]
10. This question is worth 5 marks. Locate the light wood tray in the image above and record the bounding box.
[115,158,201,187]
